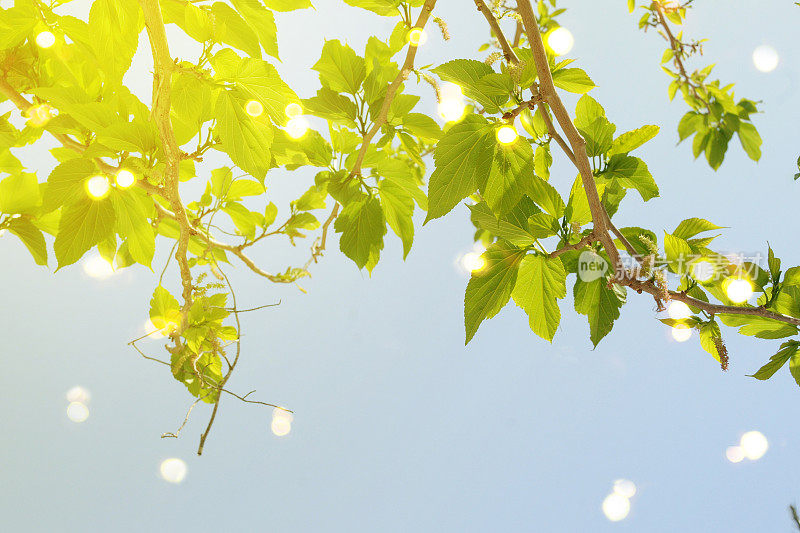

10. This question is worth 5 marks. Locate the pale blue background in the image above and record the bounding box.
[1,0,799,531]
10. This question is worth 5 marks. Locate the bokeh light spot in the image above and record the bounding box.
[547,27,574,55]
[602,492,630,522]
[66,401,89,423]
[740,430,768,460]
[160,458,187,483]
[752,45,779,73]
[245,99,264,117]
[35,31,56,49]
[85,175,110,200]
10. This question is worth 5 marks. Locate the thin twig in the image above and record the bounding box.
[162,394,208,439]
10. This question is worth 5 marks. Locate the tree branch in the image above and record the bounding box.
[549,232,594,258]
[348,0,438,180]
[140,0,194,331]
[515,0,619,268]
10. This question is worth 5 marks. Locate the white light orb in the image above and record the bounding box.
[438,98,466,123]
[82,254,115,279]
[66,401,89,423]
[460,252,486,273]
[115,169,135,188]
[548,27,574,56]
[613,479,637,499]
[244,99,264,117]
[740,430,768,460]
[66,386,91,404]
[35,31,56,49]
[284,102,303,118]
[667,301,691,320]
[752,45,779,73]
[726,445,745,463]
[691,259,715,282]
[271,417,292,436]
[496,124,518,145]
[85,175,110,200]
[160,458,187,483]
[671,324,692,342]
[725,278,753,304]
[602,493,630,522]
[27,104,53,127]
[286,116,309,139]
[407,28,427,47]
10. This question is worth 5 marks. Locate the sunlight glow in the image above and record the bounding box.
[740,430,768,460]
[82,254,115,279]
[245,99,264,117]
[613,479,637,499]
[284,102,303,118]
[726,445,745,463]
[547,27,574,56]
[66,401,89,423]
[724,278,753,304]
[407,28,427,47]
[691,259,714,282]
[115,169,136,189]
[271,408,293,437]
[671,324,692,342]
[602,493,630,522]
[667,301,691,320]
[66,386,91,404]
[496,124,518,145]
[35,31,56,49]
[85,175,110,200]
[160,458,187,483]
[460,252,486,274]
[27,104,53,127]
[752,45,779,73]
[286,116,309,139]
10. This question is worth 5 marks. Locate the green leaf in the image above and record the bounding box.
[215,90,273,181]
[698,321,723,364]
[552,68,596,94]
[149,285,181,331]
[749,341,800,381]
[718,314,798,339]
[232,58,298,123]
[522,173,565,218]
[8,217,47,265]
[402,113,442,140]
[482,137,534,216]
[262,0,313,11]
[342,0,400,16]
[212,2,262,58]
[379,179,414,259]
[672,218,723,240]
[97,121,158,153]
[0,172,41,215]
[426,115,494,222]
[334,196,386,271]
[303,87,358,127]
[432,60,506,114]
[574,277,626,346]
[468,201,537,247]
[608,125,659,156]
[313,40,366,94]
[110,189,155,267]
[737,122,762,161]
[230,0,279,59]
[512,254,567,341]
[464,242,525,344]
[603,155,659,201]
[574,95,615,156]
[534,144,552,180]
[88,0,142,79]
[54,197,115,269]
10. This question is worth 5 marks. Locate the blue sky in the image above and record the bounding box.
[1,0,799,531]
